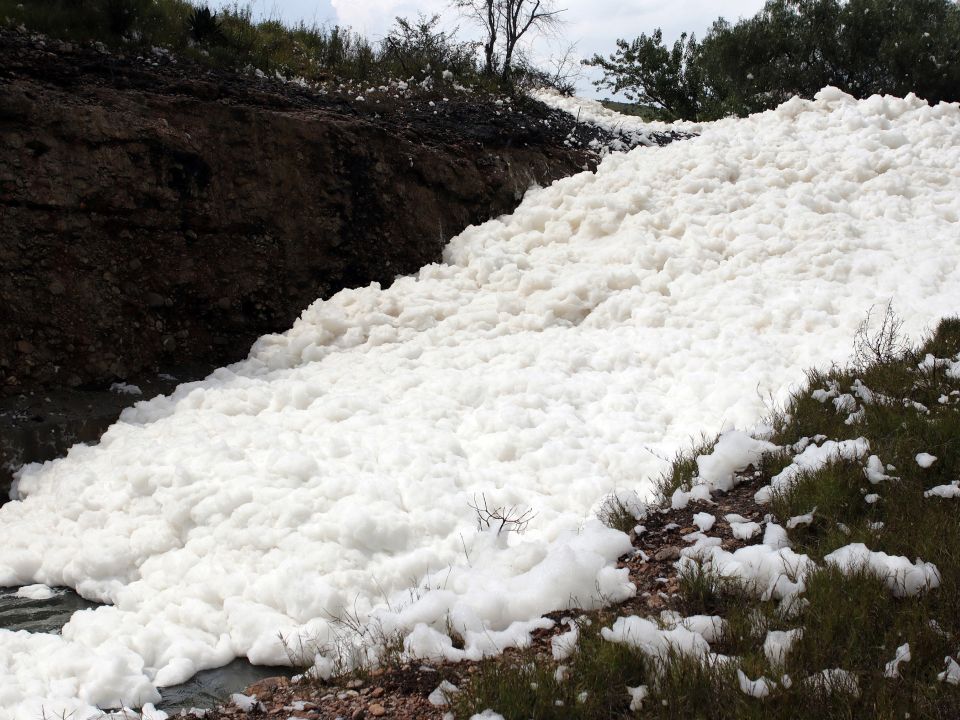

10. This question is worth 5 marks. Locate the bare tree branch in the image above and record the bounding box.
[452,0,565,84]
[468,493,537,535]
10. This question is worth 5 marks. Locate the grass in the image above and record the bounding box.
[652,432,720,502]
[598,491,645,534]
[454,315,960,718]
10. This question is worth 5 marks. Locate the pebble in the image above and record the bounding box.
[368,703,386,717]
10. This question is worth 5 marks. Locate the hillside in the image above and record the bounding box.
[184,316,960,719]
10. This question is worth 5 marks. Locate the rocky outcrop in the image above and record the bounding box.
[0,30,599,397]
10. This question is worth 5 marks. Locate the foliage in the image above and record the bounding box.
[599,99,669,122]
[186,5,222,45]
[0,0,488,88]
[585,29,707,120]
[511,42,581,96]
[101,0,150,36]
[587,0,960,121]
[380,13,479,81]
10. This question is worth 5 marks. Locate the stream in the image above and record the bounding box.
[0,587,290,713]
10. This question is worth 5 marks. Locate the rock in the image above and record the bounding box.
[245,676,288,696]
[368,703,386,717]
[653,546,681,562]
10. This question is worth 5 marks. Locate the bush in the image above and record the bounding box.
[101,0,149,36]
[186,5,222,45]
[380,13,479,81]
[2,0,561,94]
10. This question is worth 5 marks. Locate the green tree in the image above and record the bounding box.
[589,0,960,121]
[838,0,960,103]
[584,30,707,120]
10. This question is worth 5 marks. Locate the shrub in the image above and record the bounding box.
[186,5,222,45]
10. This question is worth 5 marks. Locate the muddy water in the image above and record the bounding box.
[0,588,290,713]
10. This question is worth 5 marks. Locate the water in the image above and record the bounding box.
[0,586,98,633]
[0,587,291,713]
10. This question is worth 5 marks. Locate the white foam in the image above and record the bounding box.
[824,543,941,596]
[2,88,960,716]
[916,452,938,468]
[924,481,960,498]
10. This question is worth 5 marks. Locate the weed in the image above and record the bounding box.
[852,301,908,371]
[653,432,719,503]
[186,5,222,45]
[597,490,644,533]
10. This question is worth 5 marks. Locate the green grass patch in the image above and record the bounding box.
[652,432,719,503]
[453,616,652,718]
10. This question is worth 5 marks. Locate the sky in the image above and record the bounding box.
[246,0,770,97]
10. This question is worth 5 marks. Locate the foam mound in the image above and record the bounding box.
[2,88,959,718]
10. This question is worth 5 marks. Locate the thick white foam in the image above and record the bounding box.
[1,88,959,718]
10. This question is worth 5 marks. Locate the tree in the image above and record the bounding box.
[454,0,499,76]
[586,0,960,121]
[584,30,706,120]
[452,0,564,85]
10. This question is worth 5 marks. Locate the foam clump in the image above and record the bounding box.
[824,543,941,596]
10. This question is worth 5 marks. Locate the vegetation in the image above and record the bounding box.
[586,0,960,121]
[598,100,671,123]
[454,314,960,718]
[0,0,564,93]
[452,0,564,86]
